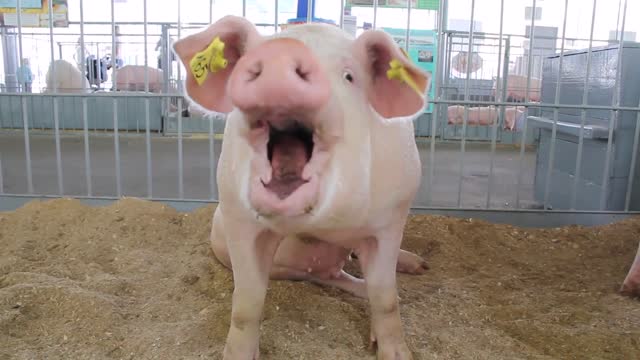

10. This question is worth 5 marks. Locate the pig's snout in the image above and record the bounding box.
[229,38,330,121]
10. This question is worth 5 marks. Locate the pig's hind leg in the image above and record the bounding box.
[396,249,429,275]
[209,207,233,269]
[270,266,367,298]
[351,249,429,275]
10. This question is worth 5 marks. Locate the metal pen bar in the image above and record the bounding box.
[16,0,32,194]
[275,0,280,33]
[209,116,216,200]
[7,91,635,110]
[114,99,122,197]
[144,0,149,93]
[457,0,476,208]
[404,0,411,53]
[373,0,379,29]
[485,0,506,209]
[625,107,640,210]
[307,0,312,22]
[21,100,33,194]
[243,0,247,17]
[144,0,153,199]
[601,0,628,210]
[47,0,56,93]
[543,0,570,210]
[145,100,153,199]
[177,0,184,200]
[46,0,62,195]
[615,0,622,41]
[339,0,344,29]
[45,20,614,43]
[426,0,447,206]
[111,0,117,91]
[82,98,92,196]
[570,0,598,210]
[515,0,537,209]
[16,0,24,88]
[79,0,92,196]
[109,0,122,197]
[79,0,86,94]
[53,99,63,195]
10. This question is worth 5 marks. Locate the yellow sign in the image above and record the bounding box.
[0,0,69,28]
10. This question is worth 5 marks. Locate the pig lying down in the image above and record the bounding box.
[174,16,430,359]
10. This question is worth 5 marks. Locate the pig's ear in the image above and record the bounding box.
[352,30,430,119]
[172,15,262,113]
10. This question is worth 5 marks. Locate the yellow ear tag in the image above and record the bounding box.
[386,58,423,97]
[189,36,228,86]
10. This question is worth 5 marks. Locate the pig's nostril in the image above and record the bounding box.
[247,61,263,82]
[295,66,309,81]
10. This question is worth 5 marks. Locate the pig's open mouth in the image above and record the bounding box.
[260,121,315,199]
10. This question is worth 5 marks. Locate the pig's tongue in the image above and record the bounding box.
[264,131,311,199]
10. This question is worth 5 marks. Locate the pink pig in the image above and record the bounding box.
[114,65,165,93]
[173,16,431,359]
[621,241,640,298]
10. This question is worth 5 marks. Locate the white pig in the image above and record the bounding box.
[43,59,91,94]
[173,16,431,359]
[621,241,640,298]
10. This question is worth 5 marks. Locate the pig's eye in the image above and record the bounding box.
[343,71,354,83]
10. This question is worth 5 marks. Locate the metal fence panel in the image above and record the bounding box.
[1,0,640,217]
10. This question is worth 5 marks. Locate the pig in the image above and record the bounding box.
[112,65,189,115]
[173,15,431,359]
[43,59,91,94]
[447,105,525,130]
[494,74,542,103]
[620,241,640,298]
[114,65,166,93]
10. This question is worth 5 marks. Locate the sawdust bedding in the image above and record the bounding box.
[0,198,638,359]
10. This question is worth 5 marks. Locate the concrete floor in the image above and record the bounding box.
[0,131,538,209]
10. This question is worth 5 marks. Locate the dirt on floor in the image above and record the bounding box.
[0,198,638,360]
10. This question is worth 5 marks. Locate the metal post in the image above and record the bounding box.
[485,0,506,209]
[570,0,598,209]
[456,0,476,208]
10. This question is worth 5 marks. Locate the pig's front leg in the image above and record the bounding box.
[356,217,413,360]
[222,215,282,360]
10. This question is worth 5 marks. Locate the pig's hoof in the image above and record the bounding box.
[222,342,259,360]
[373,340,414,360]
[370,331,414,360]
[397,250,429,275]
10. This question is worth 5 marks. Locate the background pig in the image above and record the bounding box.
[621,241,640,297]
[446,105,525,130]
[173,15,431,359]
[43,59,91,93]
[494,74,542,102]
[114,65,165,93]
